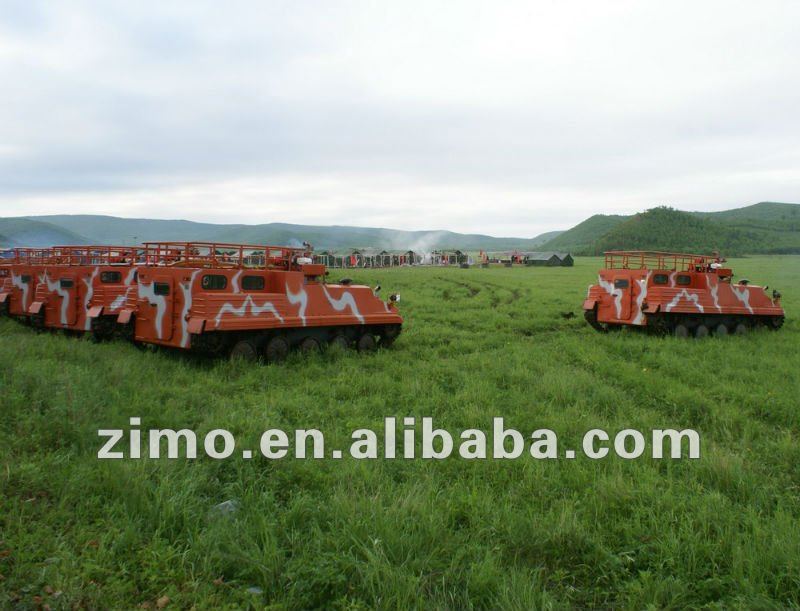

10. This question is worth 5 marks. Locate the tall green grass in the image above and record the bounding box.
[1,257,799,608]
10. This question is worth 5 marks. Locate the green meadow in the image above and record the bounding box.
[1,257,799,609]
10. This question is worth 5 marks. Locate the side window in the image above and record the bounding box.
[614,278,629,289]
[242,275,265,291]
[153,282,170,296]
[202,274,228,290]
[21,275,31,284]
[100,271,122,284]
[653,273,669,285]
[60,278,74,289]
[676,275,691,286]
[0,269,8,278]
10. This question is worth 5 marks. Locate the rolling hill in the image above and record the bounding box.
[592,207,736,254]
[3,201,798,254]
[692,201,800,223]
[1,214,559,252]
[541,202,800,255]
[0,218,90,248]
[535,214,629,253]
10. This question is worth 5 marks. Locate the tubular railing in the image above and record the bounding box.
[604,250,715,271]
[2,242,315,269]
[7,246,141,266]
[141,242,311,269]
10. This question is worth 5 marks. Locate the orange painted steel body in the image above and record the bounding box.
[18,246,141,331]
[0,247,139,330]
[119,242,401,350]
[583,251,784,331]
[0,242,403,353]
[1,249,52,318]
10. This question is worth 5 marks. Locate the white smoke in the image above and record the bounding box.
[406,231,447,264]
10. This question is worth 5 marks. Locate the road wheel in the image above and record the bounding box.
[584,308,606,332]
[264,336,289,363]
[714,323,728,337]
[381,325,401,347]
[299,337,321,355]
[357,333,377,352]
[92,317,116,342]
[674,323,689,338]
[230,339,258,362]
[734,323,748,335]
[329,334,350,351]
[695,324,709,339]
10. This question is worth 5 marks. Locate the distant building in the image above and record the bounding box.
[312,247,549,268]
[522,252,561,266]
[520,251,574,266]
[435,249,468,265]
[314,250,345,267]
[400,250,421,265]
[555,252,574,267]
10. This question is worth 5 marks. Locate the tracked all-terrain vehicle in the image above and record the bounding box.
[0,241,403,360]
[0,248,52,319]
[583,251,784,337]
[0,246,142,336]
[119,241,402,359]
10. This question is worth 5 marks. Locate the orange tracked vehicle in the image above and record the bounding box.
[0,246,141,336]
[115,242,402,359]
[0,250,14,317]
[0,241,403,360]
[0,248,50,319]
[20,246,141,337]
[583,251,784,337]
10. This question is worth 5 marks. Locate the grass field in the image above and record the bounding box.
[2,257,799,609]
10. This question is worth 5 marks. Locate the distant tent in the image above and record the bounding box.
[440,249,468,264]
[314,250,339,267]
[519,251,574,266]
[556,252,574,267]
[377,250,394,267]
[311,247,566,268]
[522,252,561,266]
[402,250,420,265]
[350,247,381,267]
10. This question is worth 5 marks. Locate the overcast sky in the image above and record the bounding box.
[1,1,799,237]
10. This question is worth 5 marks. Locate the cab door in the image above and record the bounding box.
[59,275,79,326]
[613,276,632,320]
[152,275,174,341]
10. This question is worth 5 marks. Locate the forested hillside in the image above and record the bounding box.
[542,203,800,255]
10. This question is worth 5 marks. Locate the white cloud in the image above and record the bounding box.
[0,0,799,236]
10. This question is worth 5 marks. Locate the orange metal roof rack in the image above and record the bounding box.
[8,246,141,266]
[603,250,716,271]
[140,241,311,269]
[46,245,143,266]
[6,247,54,265]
